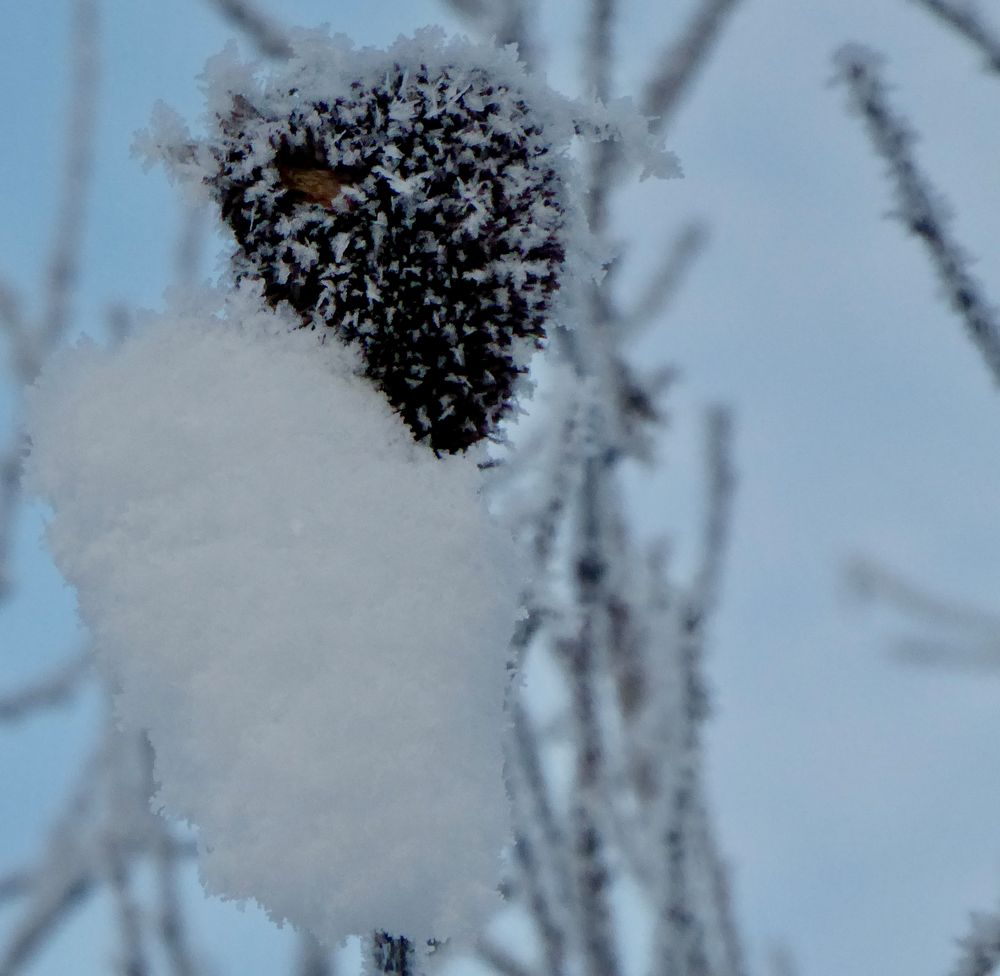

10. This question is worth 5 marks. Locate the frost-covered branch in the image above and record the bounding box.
[507,701,570,976]
[202,0,292,59]
[910,0,1000,73]
[835,44,1000,386]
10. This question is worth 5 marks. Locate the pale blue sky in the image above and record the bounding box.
[4,2,1000,975]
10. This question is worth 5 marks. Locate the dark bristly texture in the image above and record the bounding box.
[209,63,566,453]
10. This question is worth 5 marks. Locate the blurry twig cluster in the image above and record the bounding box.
[458,2,747,975]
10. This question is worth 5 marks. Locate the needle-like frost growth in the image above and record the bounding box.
[150,29,578,454]
[25,285,520,943]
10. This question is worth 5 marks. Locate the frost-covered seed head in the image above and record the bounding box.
[209,63,567,453]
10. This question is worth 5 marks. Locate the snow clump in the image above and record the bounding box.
[25,284,520,944]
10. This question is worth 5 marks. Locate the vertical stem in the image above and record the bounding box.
[297,931,335,976]
[370,932,414,975]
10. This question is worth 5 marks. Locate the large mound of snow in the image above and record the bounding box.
[25,284,520,943]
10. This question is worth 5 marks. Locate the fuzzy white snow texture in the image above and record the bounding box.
[25,285,520,944]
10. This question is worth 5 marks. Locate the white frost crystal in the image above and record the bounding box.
[25,285,520,944]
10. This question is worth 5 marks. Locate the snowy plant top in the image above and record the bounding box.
[141,28,677,454]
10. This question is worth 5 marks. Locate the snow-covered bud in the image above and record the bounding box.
[207,47,568,453]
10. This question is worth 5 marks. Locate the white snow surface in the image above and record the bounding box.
[25,284,521,944]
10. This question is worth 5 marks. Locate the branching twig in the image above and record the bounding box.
[836,45,1000,386]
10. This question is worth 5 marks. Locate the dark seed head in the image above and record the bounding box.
[208,60,567,453]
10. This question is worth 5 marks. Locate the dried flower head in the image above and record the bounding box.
[208,55,568,453]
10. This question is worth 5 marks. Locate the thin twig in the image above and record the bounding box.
[155,834,198,976]
[202,0,292,59]
[0,873,31,905]
[892,636,1000,671]
[439,0,538,68]
[143,733,198,976]
[560,447,623,976]
[0,870,93,976]
[950,911,1000,976]
[0,280,31,377]
[0,655,91,723]
[508,701,570,976]
[623,222,709,333]
[585,0,616,102]
[36,0,100,368]
[846,556,1000,633]
[836,44,1000,385]
[910,0,1000,72]
[642,0,743,135]
[697,796,749,976]
[104,839,148,976]
[687,406,736,632]
[0,444,24,603]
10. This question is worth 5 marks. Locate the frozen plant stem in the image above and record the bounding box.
[836,44,1000,385]
[370,931,414,975]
